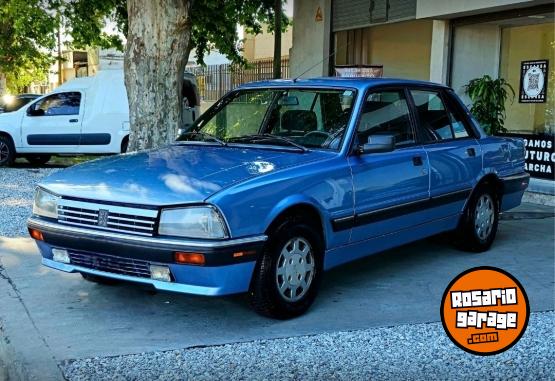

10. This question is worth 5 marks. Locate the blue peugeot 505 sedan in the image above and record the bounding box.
[27,78,529,319]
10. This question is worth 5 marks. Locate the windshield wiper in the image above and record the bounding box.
[228,134,308,152]
[179,131,226,146]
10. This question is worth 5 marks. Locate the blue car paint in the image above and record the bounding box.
[42,257,255,296]
[31,77,529,296]
[348,145,430,242]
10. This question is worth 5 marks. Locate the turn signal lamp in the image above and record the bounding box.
[28,228,44,241]
[174,252,205,266]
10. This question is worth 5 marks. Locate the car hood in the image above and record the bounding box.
[40,144,332,206]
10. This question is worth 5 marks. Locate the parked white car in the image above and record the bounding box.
[0,70,200,166]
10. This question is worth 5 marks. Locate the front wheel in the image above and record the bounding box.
[249,218,323,319]
[455,186,499,252]
[0,135,15,167]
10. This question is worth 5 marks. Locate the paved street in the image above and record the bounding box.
[0,204,553,380]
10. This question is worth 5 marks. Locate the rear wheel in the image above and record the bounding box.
[25,155,52,166]
[81,273,120,285]
[0,135,15,167]
[455,185,499,252]
[249,217,323,319]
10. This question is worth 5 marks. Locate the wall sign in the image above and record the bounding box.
[335,65,383,78]
[519,60,548,103]
[503,133,555,180]
[315,6,323,22]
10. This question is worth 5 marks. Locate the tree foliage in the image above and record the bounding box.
[62,0,289,65]
[0,0,58,90]
[0,0,288,93]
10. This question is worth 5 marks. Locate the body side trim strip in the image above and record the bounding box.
[331,188,472,232]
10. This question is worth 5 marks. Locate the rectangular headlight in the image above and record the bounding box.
[33,188,59,219]
[158,206,228,239]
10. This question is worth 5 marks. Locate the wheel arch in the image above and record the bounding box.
[264,200,327,249]
[120,135,129,153]
[473,173,504,203]
[0,131,15,146]
[462,173,504,218]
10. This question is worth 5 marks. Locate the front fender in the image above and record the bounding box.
[263,194,332,247]
[0,112,23,146]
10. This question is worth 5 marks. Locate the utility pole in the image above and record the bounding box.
[273,0,282,79]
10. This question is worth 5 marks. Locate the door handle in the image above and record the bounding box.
[69,119,78,123]
[412,156,423,166]
[467,147,476,157]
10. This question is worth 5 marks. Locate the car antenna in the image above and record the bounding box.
[292,41,351,82]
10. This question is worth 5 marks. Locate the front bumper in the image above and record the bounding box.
[28,217,267,296]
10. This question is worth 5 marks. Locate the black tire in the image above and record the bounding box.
[249,217,324,319]
[0,135,16,167]
[455,185,499,252]
[25,155,52,166]
[81,273,120,285]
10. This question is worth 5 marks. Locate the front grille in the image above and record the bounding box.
[57,199,158,237]
[69,251,151,278]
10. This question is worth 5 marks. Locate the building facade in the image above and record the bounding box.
[290,0,554,200]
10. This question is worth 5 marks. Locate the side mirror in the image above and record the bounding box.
[357,133,395,154]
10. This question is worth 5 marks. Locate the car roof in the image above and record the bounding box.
[237,77,450,92]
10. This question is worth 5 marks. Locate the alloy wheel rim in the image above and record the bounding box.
[0,141,8,162]
[275,237,315,302]
[474,194,494,241]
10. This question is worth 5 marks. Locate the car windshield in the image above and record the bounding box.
[177,88,356,150]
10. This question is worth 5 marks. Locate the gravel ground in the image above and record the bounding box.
[0,168,59,237]
[62,311,554,381]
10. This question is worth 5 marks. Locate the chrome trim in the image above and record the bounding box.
[28,217,268,248]
[500,172,530,182]
[57,220,154,237]
[57,199,158,237]
[58,199,158,218]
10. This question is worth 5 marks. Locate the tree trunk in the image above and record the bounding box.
[0,72,6,95]
[124,0,192,151]
[273,0,282,79]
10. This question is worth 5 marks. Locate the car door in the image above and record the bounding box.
[408,88,482,218]
[21,91,84,153]
[348,88,431,243]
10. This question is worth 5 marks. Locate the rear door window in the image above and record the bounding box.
[356,90,415,147]
[410,89,474,142]
[410,90,454,142]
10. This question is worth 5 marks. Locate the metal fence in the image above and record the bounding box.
[190,57,290,101]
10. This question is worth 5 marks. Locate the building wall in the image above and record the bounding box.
[243,24,293,62]
[416,0,543,18]
[366,19,433,80]
[290,0,332,78]
[334,20,433,80]
[450,24,501,103]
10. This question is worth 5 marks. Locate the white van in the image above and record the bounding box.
[0,70,200,166]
